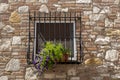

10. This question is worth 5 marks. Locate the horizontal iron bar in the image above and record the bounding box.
[29,17,81,19]
[57,61,81,64]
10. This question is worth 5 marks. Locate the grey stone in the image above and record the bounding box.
[57,7,69,12]
[12,52,19,55]
[8,0,18,3]
[93,6,100,13]
[18,6,29,13]
[39,0,48,3]
[100,74,110,77]
[70,77,80,80]
[12,36,21,45]
[39,4,49,13]
[103,62,115,67]
[89,14,106,21]
[111,43,120,49]
[85,21,96,26]
[0,39,11,51]
[95,36,110,45]
[89,34,96,39]
[114,0,120,4]
[0,76,8,80]
[56,73,66,79]
[83,11,92,15]
[76,0,92,3]
[105,18,114,27]
[26,0,36,2]
[0,22,5,29]
[5,58,20,71]
[105,49,119,61]
[2,25,15,33]
[92,77,103,80]
[68,68,76,76]
[111,74,120,79]
[44,73,55,79]
[53,4,61,8]
[96,66,108,73]
[25,67,37,80]
[94,26,104,32]
[97,53,104,58]
[100,6,111,13]
[0,3,9,13]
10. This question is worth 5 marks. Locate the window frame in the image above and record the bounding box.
[34,21,77,61]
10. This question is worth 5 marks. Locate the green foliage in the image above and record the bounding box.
[34,41,71,74]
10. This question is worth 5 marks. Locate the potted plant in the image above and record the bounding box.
[61,47,71,62]
[33,41,64,74]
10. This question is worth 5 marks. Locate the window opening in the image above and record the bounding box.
[27,11,83,64]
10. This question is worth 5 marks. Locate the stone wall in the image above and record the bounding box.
[0,0,120,80]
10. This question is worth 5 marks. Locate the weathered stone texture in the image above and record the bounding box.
[25,67,37,80]
[76,0,92,3]
[5,58,20,71]
[9,11,21,23]
[18,6,29,13]
[0,0,120,80]
[0,3,9,13]
[12,36,21,45]
[2,25,15,34]
[95,36,110,45]
[39,4,49,13]
[0,40,11,51]
[0,76,8,80]
[105,49,119,61]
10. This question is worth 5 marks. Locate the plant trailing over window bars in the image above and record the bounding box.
[33,41,71,74]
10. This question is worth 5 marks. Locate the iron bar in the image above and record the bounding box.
[80,13,83,63]
[27,11,31,64]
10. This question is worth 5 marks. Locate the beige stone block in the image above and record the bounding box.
[85,58,102,65]
[44,73,55,79]
[9,11,21,23]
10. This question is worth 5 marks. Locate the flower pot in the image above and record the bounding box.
[62,53,69,62]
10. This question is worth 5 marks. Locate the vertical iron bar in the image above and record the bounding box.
[49,12,51,41]
[27,10,31,64]
[70,12,72,61]
[64,13,66,48]
[59,12,61,43]
[33,11,36,63]
[80,13,82,63]
[74,13,78,62]
[54,12,56,43]
[38,12,41,49]
[44,13,46,42]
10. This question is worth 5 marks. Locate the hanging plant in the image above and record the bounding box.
[32,42,66,75]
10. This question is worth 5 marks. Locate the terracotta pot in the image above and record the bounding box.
[62,54,69,62]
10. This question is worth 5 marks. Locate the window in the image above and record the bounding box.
[35,21,77,60]
[27,12,82,64]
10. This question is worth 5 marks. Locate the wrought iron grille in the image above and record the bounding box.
[27,11,83,64]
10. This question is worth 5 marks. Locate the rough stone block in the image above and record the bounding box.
[44,73,55,79]
[76,0,92,3]
[70,77,80,80]
[0,3,9,13]
[5,58,20,71]
[25,67,37,80]
[9,11,21,23]
[68,68,76,76]
[56,73,66,79]
[39,4,49,13]
[105,49,119,61]
[0,76,8,80]
[12,36,21,45]
[18,6,29,13]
